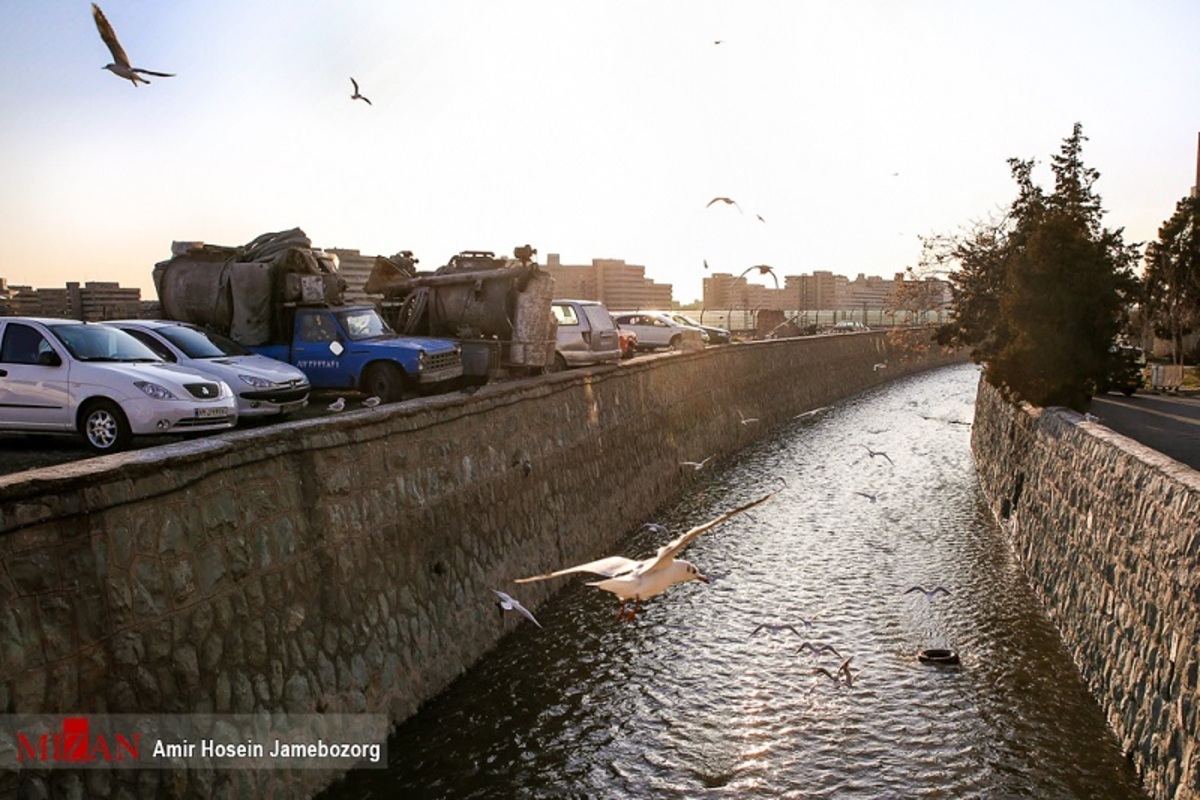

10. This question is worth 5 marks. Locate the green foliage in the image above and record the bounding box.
[933,124,1139,410]
[1143,194,1200,365]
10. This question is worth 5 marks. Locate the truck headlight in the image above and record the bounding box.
[134,381,178,400]
[417,350,426,371]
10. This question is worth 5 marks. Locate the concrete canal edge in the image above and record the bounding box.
[0,330,963,797]
[972,379,1200,800]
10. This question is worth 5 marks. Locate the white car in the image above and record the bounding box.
[106,320,310,418]
[612,311,709,351]
[0,317,237,453]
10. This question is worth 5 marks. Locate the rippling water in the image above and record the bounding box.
[321,364,1146,799]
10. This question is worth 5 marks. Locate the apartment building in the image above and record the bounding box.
[543,254,673,311]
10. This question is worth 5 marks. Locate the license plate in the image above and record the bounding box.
[194,407,228,419]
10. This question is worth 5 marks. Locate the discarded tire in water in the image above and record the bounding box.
[918,648,961,666]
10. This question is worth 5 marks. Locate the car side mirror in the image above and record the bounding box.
[37,351,62,367]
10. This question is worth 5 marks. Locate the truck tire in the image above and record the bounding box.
[362,363,411,404]
[79,399,133,453]
[668,334,682,351]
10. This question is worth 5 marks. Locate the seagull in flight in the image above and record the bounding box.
[679,456,713,472]
[905,585,951,598]
[492,590,541,628]
[794,406,831,421]
[750,622,810,637]
[860,445,894,466]
[796,641,841,658]
[706,196,743,213]
[737,409,760,426]
[327,397,346,412]
[91,4,175,87]
[738,264,780,289]
[812,657,857,687]
[515,489,779,621]
[756,214,767,223]
[853,491,878,504]
[350,77,372,105]
[873,362,887,371]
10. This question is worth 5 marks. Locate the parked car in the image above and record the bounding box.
[106,320,311,418]
[831,320,869,333]
[618,327,638,359]
[612,311,709,351]
[665,312,731,345]
[0,317,237,452]
[550,300,622,370]
[1098,344,1146,396]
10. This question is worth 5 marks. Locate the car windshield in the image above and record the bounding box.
[337,309,394,341]
[671,313,700,327]
[51,324,161,362]
[158,325,251,358]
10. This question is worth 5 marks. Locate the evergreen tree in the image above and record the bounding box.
[1143,194,1200,364]
[934,124,1139,410]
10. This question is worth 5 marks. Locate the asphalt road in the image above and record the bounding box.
[1089,390,1200,471]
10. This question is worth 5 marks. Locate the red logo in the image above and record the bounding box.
[16,717,140,763]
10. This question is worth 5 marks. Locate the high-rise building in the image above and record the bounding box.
[543,254,672,311]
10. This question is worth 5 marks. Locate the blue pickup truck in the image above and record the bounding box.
[250,305,463,403]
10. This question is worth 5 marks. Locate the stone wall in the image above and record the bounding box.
[971,379,1200,800]
[0,330,963,798]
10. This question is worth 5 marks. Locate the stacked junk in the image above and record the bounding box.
[153,228,558,380]
[365,243,557,379]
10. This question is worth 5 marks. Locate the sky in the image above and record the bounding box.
[1,2,1198,305]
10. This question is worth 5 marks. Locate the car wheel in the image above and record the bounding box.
[546,353,568,373]
[79,399,132,453]
[668,335,682,351]
[363,363,412,404]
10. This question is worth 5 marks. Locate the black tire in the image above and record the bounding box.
[668,335,682,351]
[362,363,411,404]
[546,353,568,373]
[79,399,132,453]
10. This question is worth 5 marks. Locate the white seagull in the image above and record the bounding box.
[750,622,809,637]
[679,456,713,472]
[362,396,382,408]
[491,589,541,628]
[811,656,857,688]
[327,397,346,412]
[873,362,887,371]
[860,444,894,466]
[350,77,372,105]
[515,489,778,621]
[706,196,743,213]
[737,409,760,426]
[796,641,842,658]
[91,4,175,87]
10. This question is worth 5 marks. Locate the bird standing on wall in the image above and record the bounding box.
[514,488,778,621]
[362,396,382,408]
[350,77,372,105]
[327,397,346,412]
[91,3,175,86]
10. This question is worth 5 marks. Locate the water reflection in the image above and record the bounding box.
[320,364,1145,799]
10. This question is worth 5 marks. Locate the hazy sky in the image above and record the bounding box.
[2,2,1198,303]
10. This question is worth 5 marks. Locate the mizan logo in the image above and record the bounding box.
[16,717,141,763]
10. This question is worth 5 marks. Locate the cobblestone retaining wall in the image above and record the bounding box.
[972,379,1200,800]
[0,330,962,798]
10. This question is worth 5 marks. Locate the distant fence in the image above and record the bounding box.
[681,308,952,335]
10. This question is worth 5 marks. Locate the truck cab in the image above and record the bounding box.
[251,305,463,403]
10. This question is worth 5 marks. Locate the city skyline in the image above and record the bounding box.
[2,3,1198,303]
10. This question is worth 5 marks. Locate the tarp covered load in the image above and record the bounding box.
[152,228,346,345]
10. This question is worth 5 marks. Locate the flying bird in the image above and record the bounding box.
[679,456,713,472]
[860,445,894,466]
[756,214,766,223]
[905,585,951,598]
[873,362,887,371]
[811,657,857,687]
[853,491,878,504]
[737,409,760,426]
[350,77,372,105]
[492,589,541,628]
[91,4,175,87]
[738,264,780,289]
[750,622,809,637]
[796,642,841,658]
[515,488,779,621]
[706,196,743,213]
[794,406,831,421]
[703,259,711,271]
[362,396,382,408]
[327,397,346,412]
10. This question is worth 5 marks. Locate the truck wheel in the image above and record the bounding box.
[363,363,411,404]
[79,399,132,453]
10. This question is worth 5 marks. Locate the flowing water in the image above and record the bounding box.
[321,363,1147,799]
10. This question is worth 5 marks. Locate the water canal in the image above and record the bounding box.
[320,362,1146,799]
